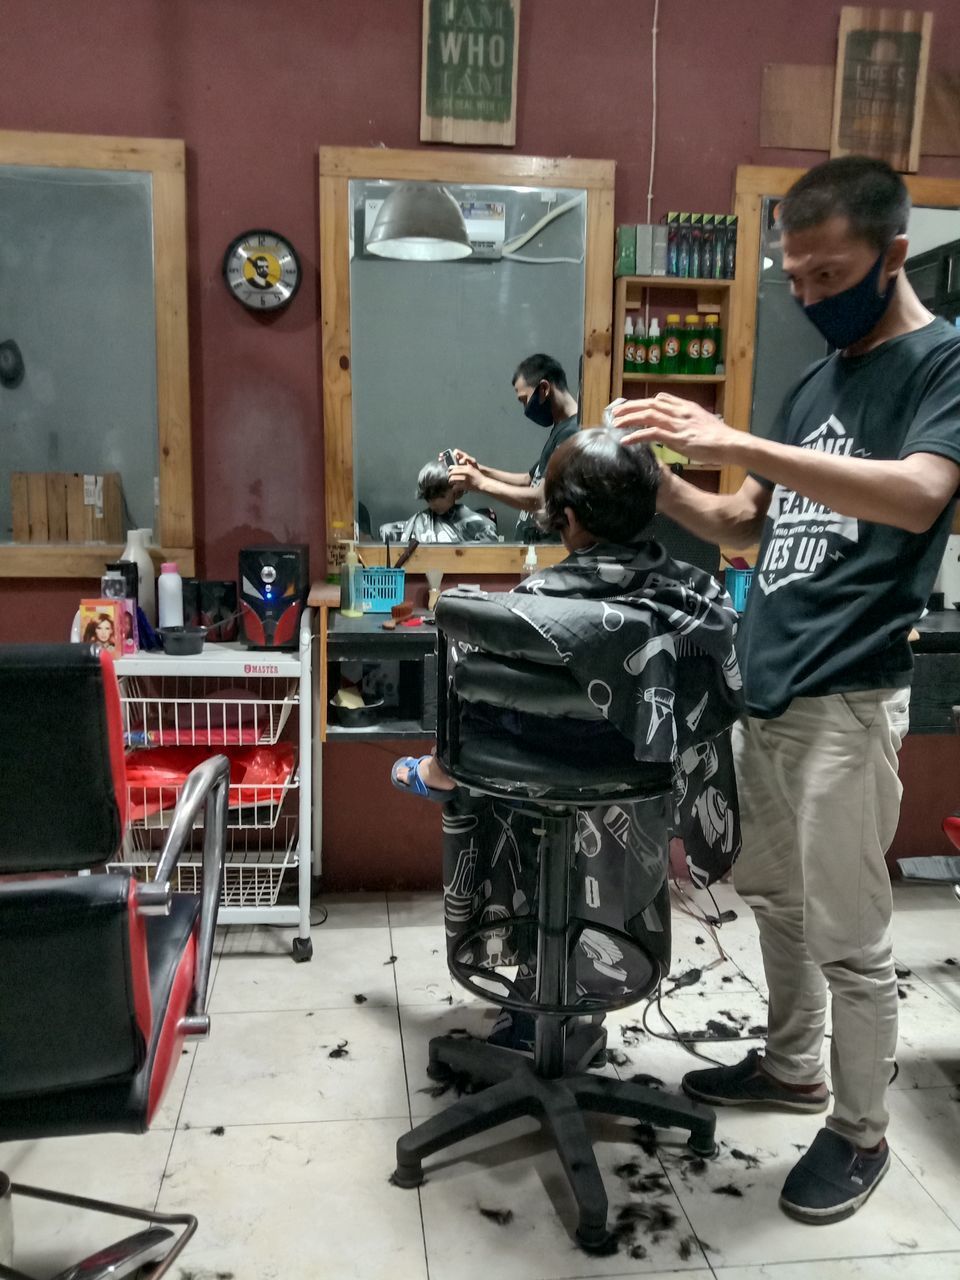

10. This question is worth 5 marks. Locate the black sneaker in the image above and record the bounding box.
[682,1048,829,1113]
[779,1128,890,1223]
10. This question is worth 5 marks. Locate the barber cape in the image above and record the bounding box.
[379,504,498,545]
[446,539,744,886]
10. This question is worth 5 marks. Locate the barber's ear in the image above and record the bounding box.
[885,235,909,277]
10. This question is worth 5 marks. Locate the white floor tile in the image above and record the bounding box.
[157,1118,428,1280]
[660,1107,960,1268]
[888,978,960,1091]
[418,1116,711,1278]
[891,884,960,982]
[314,890,391,929]
[180,1005,409,1127]
[390,923,485,1007]
[211,923,399,1012]
[714,1255,960,1279]
[151,1040,197,1130]
[387,889,445,928]
[887,1084,960,1230]
[0,1130,172,1277]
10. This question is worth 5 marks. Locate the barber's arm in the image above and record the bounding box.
[449,460,542,512]
[658,467,772,549]
[615,394,960,535]
[448,447,532,489]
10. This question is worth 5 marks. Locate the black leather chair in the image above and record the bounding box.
[0,644,229,1280]
[392,596,717,1253]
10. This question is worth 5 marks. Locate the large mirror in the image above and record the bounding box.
[0,130,193,578]
[320,147,615,572]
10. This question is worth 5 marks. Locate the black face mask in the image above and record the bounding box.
[799,250,897,350]
[523,383,554,428]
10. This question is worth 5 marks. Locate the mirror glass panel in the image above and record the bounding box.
[348,179,586,544]
[0,165,158,545]
[750,198,960,437]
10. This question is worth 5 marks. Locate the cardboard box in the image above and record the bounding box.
[615,224,637,276]
[78,599,123,654]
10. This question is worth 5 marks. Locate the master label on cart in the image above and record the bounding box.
[244,662,281,675]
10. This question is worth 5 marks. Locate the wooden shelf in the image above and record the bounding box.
[622,373,725,384]
[620,276,734,289]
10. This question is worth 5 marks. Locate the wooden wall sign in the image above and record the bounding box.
[831,6,933,171]
[420,0,520,146]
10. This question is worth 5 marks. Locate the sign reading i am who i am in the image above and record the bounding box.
[420,0,520,146]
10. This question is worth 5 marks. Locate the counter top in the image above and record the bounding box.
[912,610,960,653]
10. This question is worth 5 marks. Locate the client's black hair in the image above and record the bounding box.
[542,427,660,543]
[512,353,568,394]
[417,459,452,502]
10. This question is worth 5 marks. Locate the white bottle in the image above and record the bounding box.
[122,528,156,625]
[157,561,184,629]
[523,544,538,577]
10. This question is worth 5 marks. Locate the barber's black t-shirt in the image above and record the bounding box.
[738,318,960,719]
[515,415,579,541]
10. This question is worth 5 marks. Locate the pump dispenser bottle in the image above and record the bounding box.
[339,542,364,618]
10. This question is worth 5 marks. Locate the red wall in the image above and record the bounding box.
[3,0,960,886]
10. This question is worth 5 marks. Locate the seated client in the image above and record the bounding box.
[393,428,744,1048]
[379,459,499,545]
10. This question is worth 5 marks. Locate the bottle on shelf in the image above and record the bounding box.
[633,316,647,376]
[122,528,156,625]
[662,314,682,376]
[701,314,722,375]
[681,314,702,375]
[646,318,662,374]
[339,541,363,618]
[623,314,636,374]
[157,562,184,629]
[523,544,538,578]
[100,567,126,600]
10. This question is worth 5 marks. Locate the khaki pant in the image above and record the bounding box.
[732,689,910,1148]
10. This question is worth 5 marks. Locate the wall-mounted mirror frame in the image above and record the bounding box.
[0,129,193,578]
[724,164,960,506]
[319,146,615,574]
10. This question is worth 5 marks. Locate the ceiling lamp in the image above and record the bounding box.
[366,184,472,261]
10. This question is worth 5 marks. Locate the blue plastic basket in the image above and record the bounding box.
[361,567,405,613]
[724,567,754,613]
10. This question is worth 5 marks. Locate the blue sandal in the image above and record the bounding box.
[390,755,453,804]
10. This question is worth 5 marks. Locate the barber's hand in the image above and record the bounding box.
[610,393,743,466]
[445,447,478,468]
[449,462,484,493]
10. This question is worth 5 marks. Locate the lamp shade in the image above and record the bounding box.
[366,184,472,261]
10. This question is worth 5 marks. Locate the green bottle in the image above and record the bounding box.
[701,314,722,375]
[623,315,636,374]
[661,313,682,376]
[681,314,702,375]
[633,316,647,377]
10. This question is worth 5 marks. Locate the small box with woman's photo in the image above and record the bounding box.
[79,599,122,654]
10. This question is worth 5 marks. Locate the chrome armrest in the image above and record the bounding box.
[144,754,229,1024]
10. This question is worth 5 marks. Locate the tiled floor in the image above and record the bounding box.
[4,882,960,1279]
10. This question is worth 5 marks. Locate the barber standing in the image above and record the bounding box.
[449,352,579,541]
[613,156,960,1225]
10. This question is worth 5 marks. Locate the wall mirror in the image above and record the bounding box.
[0,130,193,578]
[726,166,960,488]
[319,147,615,573]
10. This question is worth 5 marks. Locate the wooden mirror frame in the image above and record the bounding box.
[723,164,960,499]
[319,146,615,573]
[0,129,193,578]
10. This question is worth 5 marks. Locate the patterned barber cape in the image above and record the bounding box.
[441,539,744,1001]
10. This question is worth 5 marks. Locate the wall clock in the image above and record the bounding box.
[223,229,301,311]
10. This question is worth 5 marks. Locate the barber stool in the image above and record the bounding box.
[392,597,717,1253]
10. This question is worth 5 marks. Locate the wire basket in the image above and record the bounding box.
[118,816,299,908]
[361,567,405,613]
[119,674,298,748]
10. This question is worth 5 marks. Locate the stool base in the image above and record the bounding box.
[394,1033,717,1253]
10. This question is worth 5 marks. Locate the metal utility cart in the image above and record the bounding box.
[113,608,314,960]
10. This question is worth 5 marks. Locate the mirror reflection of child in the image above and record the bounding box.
[379,460,499,544]
[83,613,116,651]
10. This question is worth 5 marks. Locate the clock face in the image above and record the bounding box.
[223,230,301,311]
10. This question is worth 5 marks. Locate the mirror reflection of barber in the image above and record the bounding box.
[449,353,580,543]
